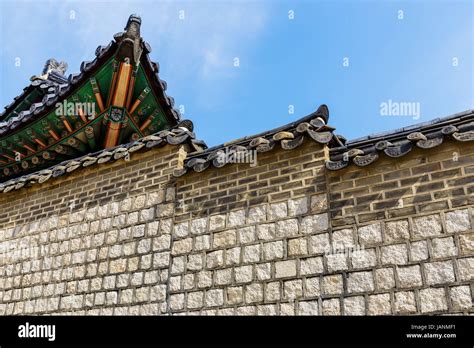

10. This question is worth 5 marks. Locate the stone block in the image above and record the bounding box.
[450,286,472,311]
[347,271,374,293]
[424,261,455,285]
[344,296,365,315]
[298,301,319,315]
[445,209,471,233]
[228,209,246,227]
[397,265,423,288]
[300,257,324,276]
[269,202,287,220]
[412,214,442,238]
[288,198,308,216]
[213,230,237,248]
[301,214,329,234]
[275,260,297,278]
[368,293,391,315]
[358,223,382,245]
[394,291,417,314]
[332,228,355,249]
[420,288,447,313]
[322,275,343,295]
[381,244,408,265]
[385,219,410,243]
[431,237,457,259]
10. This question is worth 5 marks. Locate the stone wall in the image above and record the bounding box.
[0,138,472,315]
[0,145,183,315]
[170,141,329,315]
[325,140,474,314]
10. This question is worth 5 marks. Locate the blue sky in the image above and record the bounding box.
[0,0,472,146]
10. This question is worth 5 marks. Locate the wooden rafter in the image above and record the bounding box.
[139,108,159,132]
[62,117,74,133]
[112,62,132,107]
[106,60,120,107]
[103,60,134,148]
[104,121,122,149]
[90,77,105,112]
[23,144,36,153]
[48,130,60,141]
[66,136,87,152]
[71,95,88,123]
[125,69,137,109]
[1,153,15,161]
[34,138,47,148]
[129,87,150,115]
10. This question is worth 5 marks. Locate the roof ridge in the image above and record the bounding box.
[326,109,474,170]
[176,104,337,177]
[186,104,331,159]
[346,109,474,145]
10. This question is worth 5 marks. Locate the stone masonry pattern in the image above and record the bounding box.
[0,139,473,315]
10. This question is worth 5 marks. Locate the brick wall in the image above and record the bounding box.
[0,138,472,315]
[326,140,474,314]
[0,145,183,315]
[170,141,329,315]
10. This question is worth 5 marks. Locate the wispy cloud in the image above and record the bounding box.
[0,0,269,110]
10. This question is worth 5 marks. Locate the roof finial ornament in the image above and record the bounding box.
[315,104,329,123]
[30,58,68,81]
[125,14,142,31]
[115,14,144,66]
[177,119,194,132]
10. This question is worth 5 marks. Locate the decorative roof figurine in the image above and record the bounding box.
[30,58,68,82]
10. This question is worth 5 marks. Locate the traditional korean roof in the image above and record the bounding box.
[175,107,474,176]
[0,14,188,182]
[325,109,474,170]
[173,104,340,177]
[0,104,336,192]
[0,123,206,193]
[0,67,68,134]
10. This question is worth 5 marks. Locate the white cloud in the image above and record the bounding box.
[0,0,269,111]
[54,1,268,83]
